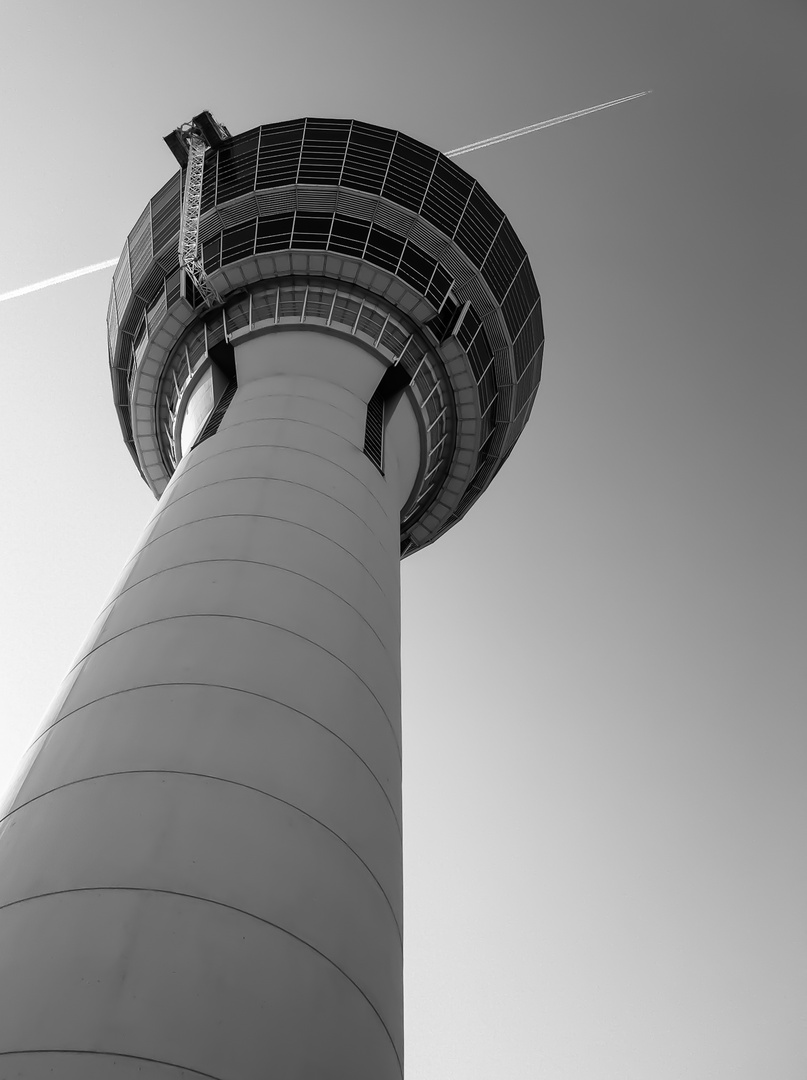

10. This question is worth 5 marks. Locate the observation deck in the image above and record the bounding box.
[107,117,544,554]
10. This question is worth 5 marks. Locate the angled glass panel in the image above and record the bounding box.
[202,234,222,272]
[421,156,474,238]
[298,119,351,185]
[341,122,396,194]
[129,207,153,285]
[200,148,217,214]
[365,223,405,273]
[481,217,524,302]
[466,328,492,382]
[151,174,181,254]
[256,214,294,253]
[292,212,332,249]
[256,120,305,188]
[216,131,259,203]
[328,214,370,257]
[398,241,437,294]
[455,305,482,349]
[221,221,257,264]
[501,261,537,336]
[513,304,543,378]
[425,264,453,310]
[382,133,436,213]
[455,183,504,266]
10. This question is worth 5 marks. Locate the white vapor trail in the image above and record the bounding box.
[445,90,651,157]
[0,91,650,305]
[0,258,119,304]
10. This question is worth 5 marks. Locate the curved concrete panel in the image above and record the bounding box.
[0,890,402,1079]
[0,334,412,1078]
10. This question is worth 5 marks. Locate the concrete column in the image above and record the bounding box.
[0,332,420,1079]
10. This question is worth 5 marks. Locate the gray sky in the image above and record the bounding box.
[0,1,805,1076]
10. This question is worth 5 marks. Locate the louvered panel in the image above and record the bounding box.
[364,390,384,470]
[296,187,339,213]
[146,287,167,332]
[133,262,165,304]
[335,189,377,221]
[193,381,237,449]
[489,423,509,456]
[129,206,153,285]
[198,210,223,243]
[119,404,133,444]
[483,316,509,356]
[120,297,146,339]
[493,350,513,391]
[438,250,476,294]
[407,215,438,255]
[217,195,259,228]
[373,200,414,240]
[496,383,515,417]
[156,248,180,275]
[457,271,494,316]
[112,367,129,406]
[112,243,132,314]
[150,172,181,255]
[106,294,119,353]
[255,188,297,216]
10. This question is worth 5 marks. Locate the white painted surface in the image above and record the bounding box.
[0,332,417,1079]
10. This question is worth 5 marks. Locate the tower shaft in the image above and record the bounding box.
[0,331,417,1078]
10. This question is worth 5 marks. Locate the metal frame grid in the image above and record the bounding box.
[109,118,544,553]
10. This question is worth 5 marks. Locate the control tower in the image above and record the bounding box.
[0,115,543,1079]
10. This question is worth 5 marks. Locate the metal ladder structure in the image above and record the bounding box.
[168,112,232,308]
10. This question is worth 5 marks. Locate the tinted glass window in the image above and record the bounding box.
[455,183,504,266]
[222,222,256,264]
[292,212,332,249]
[481,218,524,303]
[383,134,436,213]
[256,214,294,253]
[202,234,222,272]
[398,242,436,293]
[329,214,370,258]
[341,122,395,194]
[365,223,405,273]
[421,156,474,238]
[256,121,305,188]
[298,119,351,185]
[217,132,259,203]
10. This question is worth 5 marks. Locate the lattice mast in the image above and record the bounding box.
[167,112,232,308]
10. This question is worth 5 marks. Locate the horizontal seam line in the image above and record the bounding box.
[92,553,397,659]
[227,388,362,424]
[65,614,402,758]
[0,1050,224,1079]
[222,415,365,454]
[0,887,403,1074]
[177,439,389,517]
[113,513,395,616]
[149,473,398,570]
[28,683,402,832]
[0,769,402,942]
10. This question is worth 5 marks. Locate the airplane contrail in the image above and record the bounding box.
[0,258,119,304]
[446,90,651,157]
[0,91,650,305]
